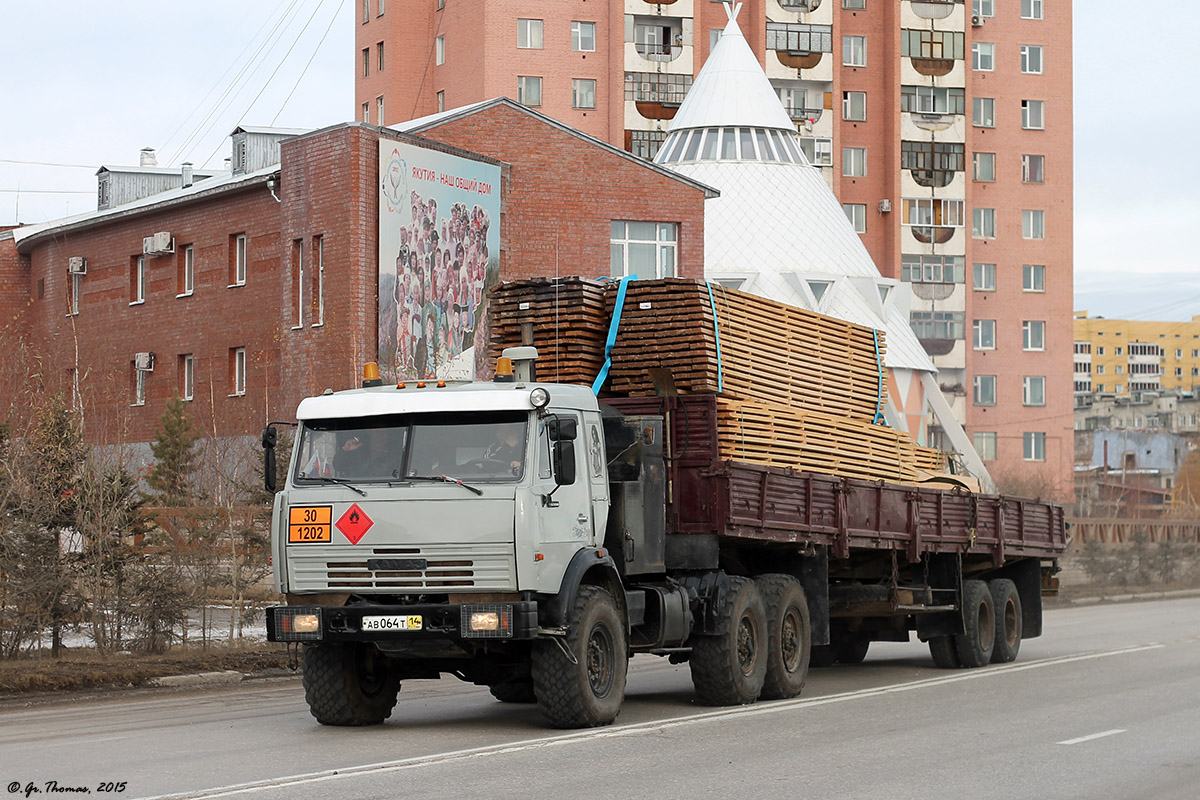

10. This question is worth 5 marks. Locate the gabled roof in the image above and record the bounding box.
[668,2,794,133]
[391,97,720,199]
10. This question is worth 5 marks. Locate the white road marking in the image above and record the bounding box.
[136,642,1166,800]
[1058,729,1127,746]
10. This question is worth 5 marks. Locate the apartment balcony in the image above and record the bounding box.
[909,56,957,77]
[778,0,822,10]
[910,226,957,245]
[635,41,683,63]
[782,106,823,124]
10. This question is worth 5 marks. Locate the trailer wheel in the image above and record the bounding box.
[809,645,837,668]
[489,680,537,703]
[755,575,811,700]
[302,643,400,726]
[928,636,961,669]
[532,585,627,728]
[989,578,1022,663]
[835,634,870,665]
[954,579,995,668]
[690,576,768,706]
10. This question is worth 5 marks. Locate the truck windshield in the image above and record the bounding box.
[294,411,528,484]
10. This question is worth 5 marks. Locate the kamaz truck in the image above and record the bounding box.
[263,350,1067,728]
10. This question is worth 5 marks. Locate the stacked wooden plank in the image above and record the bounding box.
[716,398,942,483]
[488,278,609,383]
[488,276,945,483]
[604,279,886,420]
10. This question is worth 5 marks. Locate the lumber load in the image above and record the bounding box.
[487,278,609,383]
[716,398,942,483]
[604,279,886,422]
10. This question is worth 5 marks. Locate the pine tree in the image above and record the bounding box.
[145,396,200,506]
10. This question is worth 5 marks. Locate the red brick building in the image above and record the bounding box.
[0,101,712,450]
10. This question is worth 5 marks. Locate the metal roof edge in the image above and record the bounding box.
[14,168,279,254]
[406,97,721,199]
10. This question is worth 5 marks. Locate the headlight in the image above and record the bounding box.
[530,387,550,408]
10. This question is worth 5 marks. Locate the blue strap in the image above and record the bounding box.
[591,274,637,394]
[872,328,886,425]
[704,281,724,393]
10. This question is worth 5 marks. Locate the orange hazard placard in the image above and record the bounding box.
[288,505,332,543]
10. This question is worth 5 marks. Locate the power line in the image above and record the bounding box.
[271,0,347,126]
[0,158,95,169]
[0,188,92,194]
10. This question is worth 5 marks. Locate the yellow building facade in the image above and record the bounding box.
[1073,312,1200,401]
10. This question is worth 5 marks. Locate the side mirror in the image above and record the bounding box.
[262,426,278,493]
[548,415,578,442]
[552,440,577,486]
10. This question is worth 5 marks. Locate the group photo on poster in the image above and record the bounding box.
[378,139,501,382]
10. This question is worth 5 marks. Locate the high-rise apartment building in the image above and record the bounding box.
[358,0,1073,496]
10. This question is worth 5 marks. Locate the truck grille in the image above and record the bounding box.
[288,543,516,592]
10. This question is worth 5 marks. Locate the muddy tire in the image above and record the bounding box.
[302,643,400,726]
[689,576,768,706]
[755,575,811,700]
[489,680,537,703]
[928,635,961,669]
[989,578,1022,663]
[835,634,870,665]
[532,585,627,728]
[954,579,995,668]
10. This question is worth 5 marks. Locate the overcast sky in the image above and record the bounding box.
[1,1,1196,321]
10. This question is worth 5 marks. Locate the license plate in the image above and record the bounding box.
[361,615,423,632]
[288,506,332,543]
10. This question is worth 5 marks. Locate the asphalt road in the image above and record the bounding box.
[1,597,1197,800]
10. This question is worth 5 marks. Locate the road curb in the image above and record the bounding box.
[148,670,245,688]
[1060,587,1200,607]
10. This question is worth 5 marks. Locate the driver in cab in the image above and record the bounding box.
[480,426,523,475]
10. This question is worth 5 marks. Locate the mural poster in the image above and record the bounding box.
[378,138,501,382]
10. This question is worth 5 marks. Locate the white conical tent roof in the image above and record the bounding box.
[656,2,936,374]
[668,3,795,133]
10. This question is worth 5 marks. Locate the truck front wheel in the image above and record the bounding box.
[532,585,627,728]
[302,643,400,726]
[689,576,768,706]
[755,575,811,700]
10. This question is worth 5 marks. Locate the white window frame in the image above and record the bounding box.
[972,42,995,72]
[180,245,194,297]
[842,146,867,177]
[610,221,677,279]
[362,102,369,123]
[436,36,445,65]
[182,354,194,402]
[1023,264,1045,292]
[842,91,866,121]
[844,0,865,8]
[973,152,995,181]
[518,18,544,49]
[1023,154,1045,183]
[1021,0,1044,20]
[974,374,997,405]
[973,431,997,461]
[572,21,596,52]
[293,239,304,330]
[799,137,833,167]
[1023,432,1046,462]
[974,319,996,350]
[572,78,596,109]
[973,97,996,128]
[131,255,145,305]
[362,0,369,23]
[1022,99,1045,129]
[1023,320,1046,351]
[377,96,384,127]
[973,263,996,291]
[377,0,384,15]
[1023,376,1046,406]
[232,348,247,397]
[1021,45,1043,74]
[437,91,445,112]
[843,203,867,234]
[843,35,866,67]
[517,76,542,107]
[973,0,996,17]
[232,234,247,286]
[1022,209,1046,240]
[314,235,325,327]
[901,198,964,228]
[973,208,996,239]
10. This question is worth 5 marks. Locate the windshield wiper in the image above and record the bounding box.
[307,476,367,496]
[406,475,484,496]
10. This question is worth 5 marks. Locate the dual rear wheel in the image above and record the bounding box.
[927,577,1022,668]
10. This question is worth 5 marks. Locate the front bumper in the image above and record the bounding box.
[266,601,539,643]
